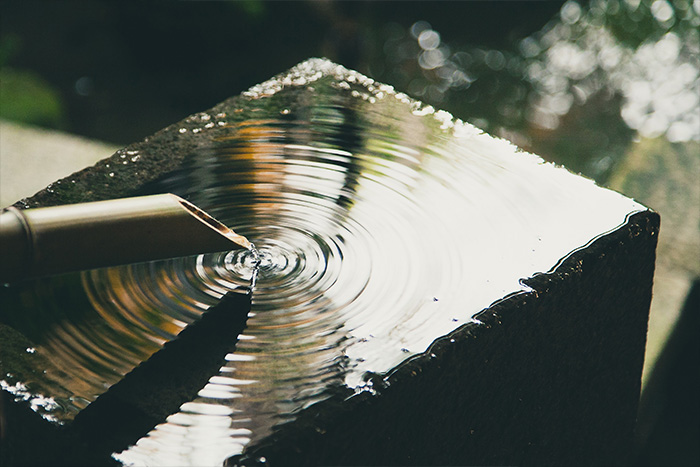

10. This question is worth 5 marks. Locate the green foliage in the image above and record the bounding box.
[0,33,65,128]
[602,0,700,49]
[0,67,65,128]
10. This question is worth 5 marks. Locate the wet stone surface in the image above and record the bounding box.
[1,59,657,466]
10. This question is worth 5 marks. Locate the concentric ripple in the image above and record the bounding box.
[0,59,645,466]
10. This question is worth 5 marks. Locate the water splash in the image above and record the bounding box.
[235,244,263,292]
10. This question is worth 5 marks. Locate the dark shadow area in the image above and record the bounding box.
[635,279,700,466]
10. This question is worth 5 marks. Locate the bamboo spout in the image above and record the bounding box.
[0,194,251,282]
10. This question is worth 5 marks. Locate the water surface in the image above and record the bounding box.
[0,59,645,466]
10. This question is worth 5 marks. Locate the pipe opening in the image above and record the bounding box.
[175,195,252,250]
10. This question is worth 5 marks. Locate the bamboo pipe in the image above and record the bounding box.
[0,194,251,282]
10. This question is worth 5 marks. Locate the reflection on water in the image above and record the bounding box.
[0,60,646,465]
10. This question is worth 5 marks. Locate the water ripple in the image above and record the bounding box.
[0,60,645,466]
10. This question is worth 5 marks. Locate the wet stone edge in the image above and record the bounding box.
[228,210,659,466]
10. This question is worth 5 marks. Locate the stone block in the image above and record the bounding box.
[0,60,658,466]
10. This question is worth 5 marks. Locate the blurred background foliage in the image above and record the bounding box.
[0,34,65,128]
[1,1,698,465]
[2,1,565,144]
[1,0,697,184]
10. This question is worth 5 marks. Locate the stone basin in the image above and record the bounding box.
[0,59,658,466]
